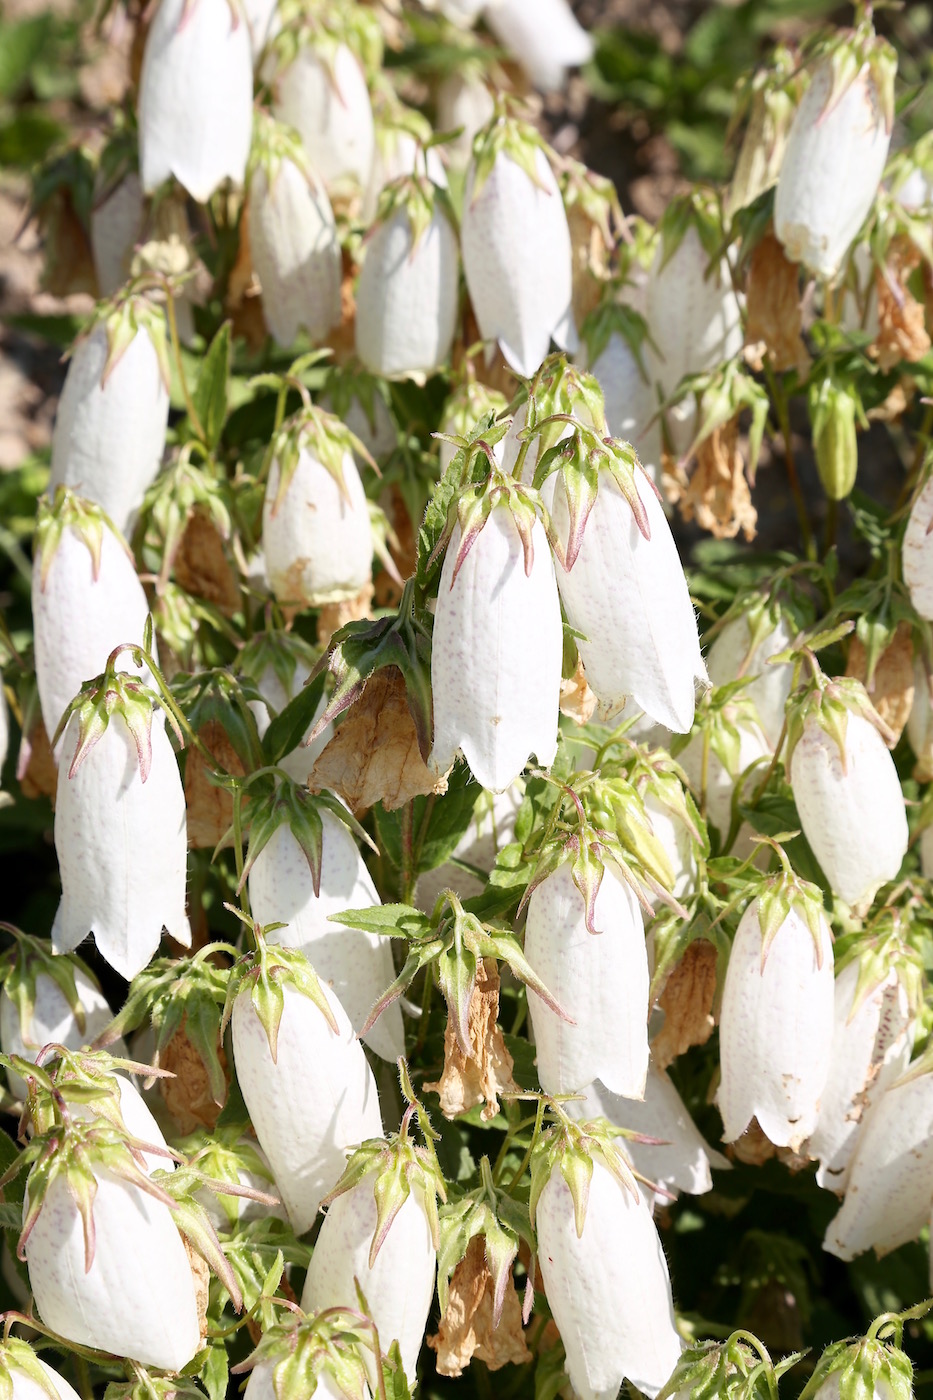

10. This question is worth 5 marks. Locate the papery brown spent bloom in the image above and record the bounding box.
[36,191,97,299]
[652,939,718,1070]
[559,655,597,725]
[158,1018,228,1134]
[184,719,247,850]
[676,418,757,542]
[867,381,911,424]
[845,622,915,747]
[310,665,444,815]
[425,959,518,1121]
[173,508,240,615]
[428,1235,532,1378]
[316,581,374,648]
[871,237,931,372]
[226,202,268,354]
[744,231,810,376]
[18,717,58,804]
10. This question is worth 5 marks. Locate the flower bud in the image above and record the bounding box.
[272,38,375,192]
[482,0,593,93]
[809,370,861,501]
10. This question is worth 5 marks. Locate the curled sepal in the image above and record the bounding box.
[798,1335,914,1400]
[834,911,924,1024]
[238,775,373,896]
[221,928,339,1063]
[755,859,828,970]
[72,286,171,394]
[528,1113,639,1239]
[231,1307,374,1400]
[0,926,96,1042]
[336,896,569,1051]
[435,1158,534,1329]
[0,1340,71,1400]
[784,672,895,771]
[34,486,129,592]
[268,403,376,517]
[657,1331,788,1400]
[2,1043,166,1141]
[55,668,165,783]
[321,1121,447,1270]
[372,170,453,254]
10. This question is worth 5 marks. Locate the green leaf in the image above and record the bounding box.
[193,321,232,452]
[738,792,827,890]
[331,904,432,939]
[0,17,52,98]
[373,765,481,878]
[261,668,326,766]
[200,1343,228,1400]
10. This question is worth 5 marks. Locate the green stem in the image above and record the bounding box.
[165,291,205,441]
[505,1097,546,1194]
[765,363,815,560]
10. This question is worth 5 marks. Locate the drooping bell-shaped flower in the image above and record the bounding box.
[808,929,918,1193]
[269,17,379,192]
[356,174,459,380]
[717,864,834,1150]
[531,1117,683,1398]
[300,1128,445,1387]
[461,114,576,377]
[247,113,341,349]
[262,405,373,610]
[786,675,908,908]
[244,782,404,1061]
[549,432,707,732]
[228,938,383,1235]
[436,68,495,169]
[524,852,649,1099]
[32,489,156,756]
[52,674,191,980]
[138,0,254,202]
[578,297,663,487]
[429,469,563,793]
[49,293,171,536]
[824,1058,933,1260]
[774,25,896,280]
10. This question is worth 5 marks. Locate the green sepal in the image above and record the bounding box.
[798,1336,913,1400]
[784,673,894,771]
[269,404,375,516]
[231,1307,374,1400]
[175,1126,279,1232]
[528,1115,639,1238]
[103,1370,207,1400]
[268,0,384,83]
[0,1338,73,1400]
[435,1158,534,1327]
[536,423,650,571]
[655,188,726,274]
[102,947,233,1113]
[334,895,568,1050]
[0,1043,171,1142]
[809,14,898,135]
[679,358,770,484]
[148,1163,246,1310]
[469,109,552,205]
[753,864,828,969]
[833,909,924,1024]
[140,451,235,594]
[221,936,340,1064]
[657,1331,785,1400]
[71,284,171,393]
[0,927,100,1046]
[308,578,434,761]
[34,486,131,593]
[578,294,652,382]
[54,669,168,785]
[237,774,373,894]
[321,1123,447,1268]
[372,171,455,255]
